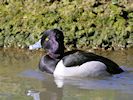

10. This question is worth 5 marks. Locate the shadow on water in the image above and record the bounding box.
[0,48,133,100]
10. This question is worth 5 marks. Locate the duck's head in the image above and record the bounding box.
[41,29,65,59]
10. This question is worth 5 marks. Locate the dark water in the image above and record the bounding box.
[0,48,133,100]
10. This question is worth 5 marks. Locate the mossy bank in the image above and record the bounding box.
[0,0,133,50]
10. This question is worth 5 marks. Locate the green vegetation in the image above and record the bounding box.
[0,0,133,50]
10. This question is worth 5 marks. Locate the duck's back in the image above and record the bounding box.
[62,51,124,74]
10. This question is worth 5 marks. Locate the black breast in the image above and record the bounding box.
[39,55,60,74]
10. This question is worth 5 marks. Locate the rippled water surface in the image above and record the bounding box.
[0,48,133,100]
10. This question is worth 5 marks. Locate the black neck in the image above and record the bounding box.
[48,52,64,59]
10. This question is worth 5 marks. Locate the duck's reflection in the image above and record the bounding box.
[26,74,63,100]
[27,89,62,100]
[24,67,133,100]
[27,90,40,100]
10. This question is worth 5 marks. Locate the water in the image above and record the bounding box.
[0,48,133,100]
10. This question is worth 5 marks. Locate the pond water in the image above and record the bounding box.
[0,48,133,100]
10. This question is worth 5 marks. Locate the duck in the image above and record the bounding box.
[29,28,124,77]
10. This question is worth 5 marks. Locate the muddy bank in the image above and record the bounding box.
[0,0,133,50]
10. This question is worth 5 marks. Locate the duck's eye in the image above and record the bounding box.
[45,37,49,41]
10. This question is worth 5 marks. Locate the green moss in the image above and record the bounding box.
[0,0,133,50]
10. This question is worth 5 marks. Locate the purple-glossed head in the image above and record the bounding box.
[41,29,65,58]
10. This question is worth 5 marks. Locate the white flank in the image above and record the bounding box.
[54,60,109,78]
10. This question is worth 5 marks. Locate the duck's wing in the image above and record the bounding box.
[62,51,124,74]
[63,51,97,67]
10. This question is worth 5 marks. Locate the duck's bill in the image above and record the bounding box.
[29,39,42,50]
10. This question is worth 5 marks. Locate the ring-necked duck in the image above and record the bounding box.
[29,29,124,77]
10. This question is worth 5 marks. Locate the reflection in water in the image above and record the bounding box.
[21,68,133,100]
[24,72,133,100]
[26,81,63,100]
[40,80,63,100]
[27,90,40,100]
[27,89,62,100]
[20,70,63,100]
[54,72,133,91]
[0,48,133,100]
